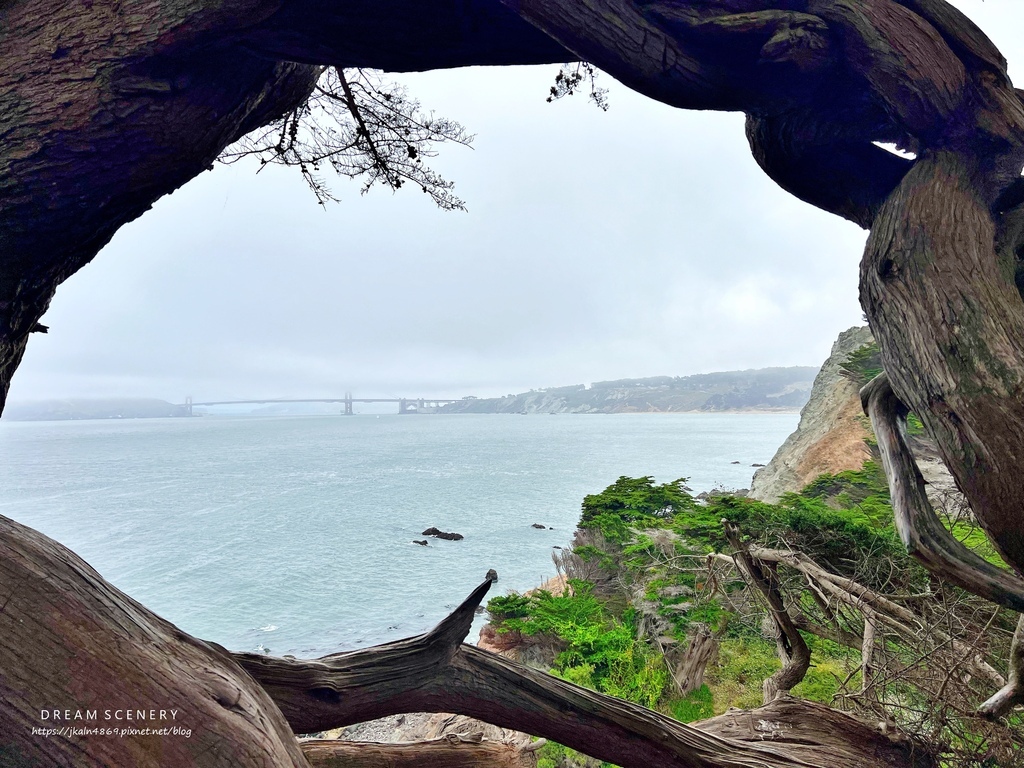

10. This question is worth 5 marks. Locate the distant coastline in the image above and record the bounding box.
[440,367,817,416]
[1,398,192,422]
[3,366,818,421]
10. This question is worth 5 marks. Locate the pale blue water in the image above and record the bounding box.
[0,413,795,656]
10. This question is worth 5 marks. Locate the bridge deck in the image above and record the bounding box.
[186,398,460,407]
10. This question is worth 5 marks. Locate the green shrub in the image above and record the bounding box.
[580,476,694,543]
[668,684,714,722]
[485,593,533,623]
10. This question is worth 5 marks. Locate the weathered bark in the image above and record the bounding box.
[696,695,934,768]
[0,515,308,767]
[300,736,535,768]
[861,372,1024,612]
[861,613,878,700]
[0,511,934,768]
[724,522,811,703]
[860,150,1024,576]
[978,614,1024,719]
[248,640,933,768]
[671,625,719,696]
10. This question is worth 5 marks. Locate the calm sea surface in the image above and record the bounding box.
[0,413,796,656]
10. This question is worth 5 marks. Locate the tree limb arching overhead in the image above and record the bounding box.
[7,5,1024,584]
[6,2,1024,582]
[6,0,1024,764]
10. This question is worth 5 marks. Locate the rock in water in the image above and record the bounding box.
[422,527,464,541]
[485,569,498,582]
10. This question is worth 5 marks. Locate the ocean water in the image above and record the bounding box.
[0,413,796,656]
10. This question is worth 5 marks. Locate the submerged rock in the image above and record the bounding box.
[531,523,547,529]
[413,540,428,546]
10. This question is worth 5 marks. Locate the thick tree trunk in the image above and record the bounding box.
[671,626,718,696]
[861,371,1024,611]
[861,151,1024,574]
[0,515,308,767]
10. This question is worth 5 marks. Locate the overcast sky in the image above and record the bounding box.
[7,1,1021,404]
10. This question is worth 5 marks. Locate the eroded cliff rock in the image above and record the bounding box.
[749,327,875,502]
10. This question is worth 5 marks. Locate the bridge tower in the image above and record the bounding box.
[184,396,192,417]
[343,392,353,415]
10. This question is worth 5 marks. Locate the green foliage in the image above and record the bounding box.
[536,740,617,768]
[799,460,890,508]
[667,684,714,723]
[665,462,916,591]
[706,638,780,711]
[840,341,883,384]
[949,520,1009,569]
[580,476,694,543]
[791,635,860,704]
[488,581,668,709]
[573,544,618,571]
[485,593,533,622]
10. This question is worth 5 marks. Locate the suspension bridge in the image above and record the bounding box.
[179,393,461,416]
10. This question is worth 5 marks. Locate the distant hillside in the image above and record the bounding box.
[441,367,818,414]
[2,398,191,421]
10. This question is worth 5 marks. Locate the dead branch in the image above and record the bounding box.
[861,612,878,700]
[236,576,932,768]
[724,521,810,702]
[712,547,1005,689]
[861,372,1024,613]
[978,614,1024,719]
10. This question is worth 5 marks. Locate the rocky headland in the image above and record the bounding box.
[441,367,818,415]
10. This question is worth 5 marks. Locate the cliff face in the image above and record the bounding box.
[749,327,874,502]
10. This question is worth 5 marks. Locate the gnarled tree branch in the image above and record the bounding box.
[724,521,811,702]
[237,575,929,768]
[301,735,532,768]
[861,371,1024,613]
[978,614,1024,720]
